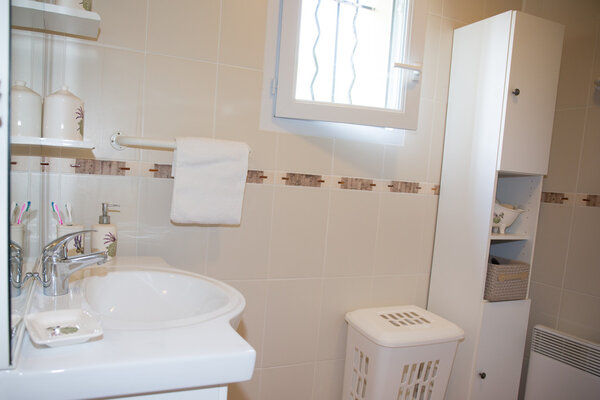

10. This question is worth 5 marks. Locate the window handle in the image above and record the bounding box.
[393,63,422,82]
[393,63,422,72]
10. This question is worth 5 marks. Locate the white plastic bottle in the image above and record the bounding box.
[91,203,119,258]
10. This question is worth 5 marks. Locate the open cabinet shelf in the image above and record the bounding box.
[11,0,100,39]
[490,233,530,241]
[11,136,95,149]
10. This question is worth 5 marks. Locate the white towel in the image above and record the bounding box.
[170,137,249,225]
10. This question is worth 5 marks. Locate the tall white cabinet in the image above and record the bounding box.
[427,11,564,400]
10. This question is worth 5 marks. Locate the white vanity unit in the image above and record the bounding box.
[427,10,564,400]
[1,257,255,400]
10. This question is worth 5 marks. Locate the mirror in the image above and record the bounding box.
[8,24,46,364]
[7,0,100,365]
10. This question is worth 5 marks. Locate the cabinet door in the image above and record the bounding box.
[471,300,530,400]
[498,12,564,175]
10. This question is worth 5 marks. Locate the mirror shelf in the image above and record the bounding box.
[11,0,100,39]
[11,136,95,149]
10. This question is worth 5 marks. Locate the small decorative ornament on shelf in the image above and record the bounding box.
[492,201,524,234]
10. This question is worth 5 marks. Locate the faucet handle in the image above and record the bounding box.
[43,229,95,260]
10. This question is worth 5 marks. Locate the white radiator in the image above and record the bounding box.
[524,325,600,400]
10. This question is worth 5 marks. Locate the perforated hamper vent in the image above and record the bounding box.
[379,311,431,327]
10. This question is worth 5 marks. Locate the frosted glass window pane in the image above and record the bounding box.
[295,0,410,110]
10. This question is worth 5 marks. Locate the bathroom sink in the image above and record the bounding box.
[5,257,255,399]
[78,264,245,330]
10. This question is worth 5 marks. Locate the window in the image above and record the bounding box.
[273,0,427,130]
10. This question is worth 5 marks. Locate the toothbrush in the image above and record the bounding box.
[65,202,72,225]
[10,202,18,224]
[52,202,64,225]
[16,203,27,225]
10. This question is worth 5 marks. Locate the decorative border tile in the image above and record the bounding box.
[74,159,127,176]
[541,192,568,205]
[339,177,375,191]
[282,172,324,188]
[152,164,173,179]
[10,156,443,197]
[541,192,600,208]
[388,181,420,194]
[245,170,264,184]
[582,194,599,207]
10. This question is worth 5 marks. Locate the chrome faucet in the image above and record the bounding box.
[9,241,23,297]
[41,230,108,296]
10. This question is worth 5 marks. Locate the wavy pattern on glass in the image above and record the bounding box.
[310,0,322,101]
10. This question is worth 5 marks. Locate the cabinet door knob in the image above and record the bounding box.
[512,88,520,96]
[479,372,487,379]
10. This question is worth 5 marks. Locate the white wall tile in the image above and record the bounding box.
[382,99,432,182]
[260,364,315,400]
[323,190,379,277]
[261,279,322,367]
[224,280,268,368]
[147,0,220,61]
[219,0,268,69]
[276,133,334,176]
[528,282,561,331]
[483,0,523,19]
[332,139,384,179]
[421,15,442,101]
[558,290,600,343]
[95,0,148,51]
[142,54,216,164]
[268,186,328,279]
[313,360,345,400]
[543,108,586,193]
[137,177,208,273]
[10,31,45,96]
[435,18,464,102]
[207,184,273,280]
[427,100,448,183]
[374,193,437,275]
[443,0,485,23]
[371,274,419,307]
[94,47,145,161]
[214,65,277,171]
[563,206,600,297]
[317,277,372,360]
[531,203,572,287]
[577,107,600,194]
[228,368,261,400]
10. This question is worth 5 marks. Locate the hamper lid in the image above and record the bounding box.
[345,305,464,348]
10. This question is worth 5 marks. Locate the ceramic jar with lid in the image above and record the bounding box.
[10,81,42,137]
[43,86,85,141]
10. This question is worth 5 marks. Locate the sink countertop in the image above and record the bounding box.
[1,256,256,400]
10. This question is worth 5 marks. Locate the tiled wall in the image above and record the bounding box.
[10,0,599,399]
[10,1,478,398]
[524,0,600,367]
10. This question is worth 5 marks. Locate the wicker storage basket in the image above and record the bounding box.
[484,256,529,302]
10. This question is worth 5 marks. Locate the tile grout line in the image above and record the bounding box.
[211,0,224,140]
[554,202,576,330]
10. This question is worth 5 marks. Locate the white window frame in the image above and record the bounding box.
[273,0,428,130]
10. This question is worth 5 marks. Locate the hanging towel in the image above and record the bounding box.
[170,137,250,225]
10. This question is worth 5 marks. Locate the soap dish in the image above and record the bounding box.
[25,309,103,347]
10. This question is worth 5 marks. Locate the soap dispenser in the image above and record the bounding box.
[91,203,119,258]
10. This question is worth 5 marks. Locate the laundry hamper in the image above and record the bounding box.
[342,305,464,400]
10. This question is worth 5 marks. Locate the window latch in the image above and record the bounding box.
[393,63,422,82]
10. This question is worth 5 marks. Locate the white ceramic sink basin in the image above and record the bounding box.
[80,265,245,330]
[4,257,255,400]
